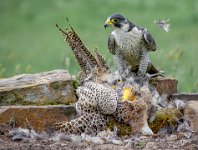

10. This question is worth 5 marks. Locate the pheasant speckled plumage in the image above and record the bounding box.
[104,14,159,76]
[55,82,118,135]
[55,113,108,135]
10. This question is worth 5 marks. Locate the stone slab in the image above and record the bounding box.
[0,70,77,105]
[150,76,178,96]
[0,105,77,132]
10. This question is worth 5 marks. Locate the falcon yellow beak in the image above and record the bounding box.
[104,18,113,28]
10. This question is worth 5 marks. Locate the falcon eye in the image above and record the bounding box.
[112,18,118,23]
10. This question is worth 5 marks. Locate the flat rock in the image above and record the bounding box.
[184,100,198,131]
[0,70,77,105]
[150,76,178,96]
[0,105,77,132]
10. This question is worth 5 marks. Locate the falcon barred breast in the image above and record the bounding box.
[104,13,159,76]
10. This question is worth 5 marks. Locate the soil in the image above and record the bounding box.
[0,124,198,150]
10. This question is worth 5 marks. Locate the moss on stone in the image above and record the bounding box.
[6,91,35,105]
[149,108,183,133]
[72,80,80,89]
[52,81,61,90]
[107,117,132,137]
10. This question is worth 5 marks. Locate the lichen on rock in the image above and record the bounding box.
[0,70,77,106]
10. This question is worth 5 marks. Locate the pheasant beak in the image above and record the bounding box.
[104,18,113,28]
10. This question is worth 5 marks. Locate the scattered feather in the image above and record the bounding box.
[154,19,170,32]
[9,128,30,141]
[107,139,123,145]
[9,128,48,142]
[177,121,194,132]
[90,137,105,144]
[174,99,186,109]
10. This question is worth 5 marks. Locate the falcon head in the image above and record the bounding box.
[104,14,131,31]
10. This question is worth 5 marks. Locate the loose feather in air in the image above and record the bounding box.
[154,19,170,32]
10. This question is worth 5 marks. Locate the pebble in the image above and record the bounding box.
[70,134,82,143]
[9,128,30,137]
[12,135,28,142]
[182,132,192,139]
[9,128,30,142]
[123,139,132,144]
[124,140,133,149]
[81,133,92,141]
[52,133,69,142]
[174,99,186,109]
[180,139,190,146]
[84,147,92,150]
[145,142,158,149]
[91,137,104,144]
[107,139,123,145]
[98,129,114,140]
[169,134,178,141]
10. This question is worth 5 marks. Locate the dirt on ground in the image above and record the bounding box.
[0,123,198,150]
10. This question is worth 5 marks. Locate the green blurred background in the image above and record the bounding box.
[0,0,198,92]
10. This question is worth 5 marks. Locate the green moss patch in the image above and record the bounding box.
[107,117,133,137]
[149,108,183,133]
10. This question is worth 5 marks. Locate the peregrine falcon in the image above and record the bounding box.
[104,13,158,76]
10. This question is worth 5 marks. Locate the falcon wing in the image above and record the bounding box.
[142,29,157,52]
[108,34,116,55]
